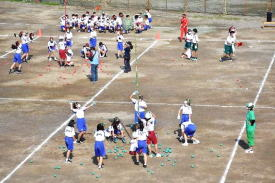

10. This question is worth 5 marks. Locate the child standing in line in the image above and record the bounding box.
[181,29,193,59]
[47,37,58,61]
[9,41,23,74]
[245,102,256,153]
[64,120,76,163]
[94,123,106,169]
[191,28,199,61]
[116,31,124,59]
[135,122,148,168]
[70,102,88,144]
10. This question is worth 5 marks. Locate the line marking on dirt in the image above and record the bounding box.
[1,98,275,110]
[0,40,158,183]
[219,52,275,183]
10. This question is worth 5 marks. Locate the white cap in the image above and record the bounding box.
[246,102,253,108]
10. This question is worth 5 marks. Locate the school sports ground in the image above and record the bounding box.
[0,1,275,182]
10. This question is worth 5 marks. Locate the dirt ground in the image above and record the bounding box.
[0,1,275,183]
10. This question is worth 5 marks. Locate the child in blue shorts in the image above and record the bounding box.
[134,122,148,168]
[64,120,76,163]
[116,31,124,59]
[94,123,106,169]
[181,121,200,146]
[9,41,23,74]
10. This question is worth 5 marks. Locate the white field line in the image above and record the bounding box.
[219,52,275,183]
[1,98,275,110]
[0,36,40,59]
[0,40,158,183]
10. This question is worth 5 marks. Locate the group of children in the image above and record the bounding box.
[9,32,34,74]
[181,28,199,61]
[47,29,75,67]
[60,10,152,34]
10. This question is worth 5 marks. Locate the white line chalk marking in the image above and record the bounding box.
[0,40,158,183]
[219,52,275,183]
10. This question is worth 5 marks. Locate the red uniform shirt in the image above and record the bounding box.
[181,18,189,29]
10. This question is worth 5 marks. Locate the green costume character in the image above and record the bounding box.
[245,102,256,153]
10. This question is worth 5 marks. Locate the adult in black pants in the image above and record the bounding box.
[123,41,133,73]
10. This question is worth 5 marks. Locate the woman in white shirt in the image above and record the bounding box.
[135,122,148,168]
[64,120,76,163]
[70,102,88,144]
[94,123,106,169]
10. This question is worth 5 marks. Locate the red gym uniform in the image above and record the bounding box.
[147,131,158,145]
[180,16,189,41]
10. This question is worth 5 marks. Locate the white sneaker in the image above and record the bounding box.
[182,143,188,146]
[73,140,77,144]
[193,140,200,144]
[155,153,161,158]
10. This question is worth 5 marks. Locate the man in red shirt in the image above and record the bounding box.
[179,14,189,42]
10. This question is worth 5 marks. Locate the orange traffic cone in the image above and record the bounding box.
[37,29,42,37]
[155,32,160,40]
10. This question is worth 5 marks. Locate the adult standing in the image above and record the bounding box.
[245,102,256,153]
[179,13,189,42]
[123,41,133,73]
[89,47,99,82]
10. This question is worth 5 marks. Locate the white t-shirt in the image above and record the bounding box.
[90,31,97,38]
[225,35,236,45]
[141,117,155,131]
[66,49,73,61]
[15,44,22,54]
[72,107,87,118]
[145,19,150,25]
[136,129,148,141]
[180,105,192,115]
[108,123,123,132]
[65,32,73,40]
[131,99,147,112]
[192,34,199,43]
[99,44,107,52]
[64,126,75,137]
[146,12,152,19]
[181,121,194,131]
[116,17,122,25]
[58,41,66,50]
[48,40,57,48]
[94,130,105,141]
[185,33,193,42]
[21,35,29,44]
[116,35,124,42]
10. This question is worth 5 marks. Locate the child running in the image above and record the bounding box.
[245,102,256,153]
[64,120,76,163]
[47,37,58,61]
[134,122,148,168]
[94,123,106,169]
[21,32,30,62]
[70,102,88,144]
